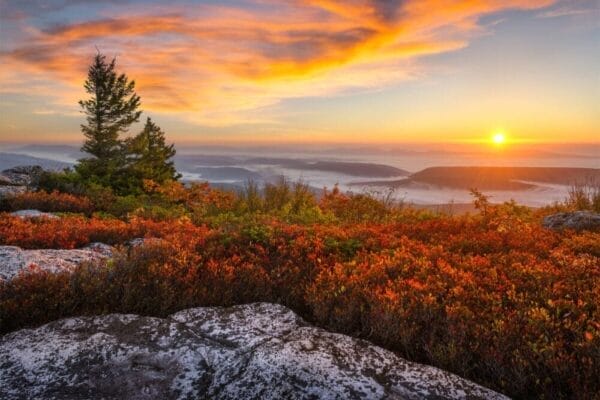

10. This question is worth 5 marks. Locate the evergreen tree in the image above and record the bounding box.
[76,52,141,186]
[126,117,180,189]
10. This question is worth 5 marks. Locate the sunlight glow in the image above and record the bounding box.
[492,132,506,145]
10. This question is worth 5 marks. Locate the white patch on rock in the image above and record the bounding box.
[0,303,509,399]
[0,245,113,281]
[10,209,59,219]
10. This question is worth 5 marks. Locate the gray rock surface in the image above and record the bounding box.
[9,209,59,219]
[0,244,114,281]
[0,165,44,187]
[0,185,27,198]
[0,303,508,400]
[84,242,116,257]
[542,211,600,231]
[0,174,13,185]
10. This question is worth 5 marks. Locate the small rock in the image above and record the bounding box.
[542,211,600,231]
[10,209,59,219]
[0,186,27,198]
[0,303,509,399]
[0,165,44,188]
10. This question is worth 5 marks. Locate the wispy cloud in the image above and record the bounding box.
[536,0,598,18]
[32,108,80,117]
[0,0,555,125]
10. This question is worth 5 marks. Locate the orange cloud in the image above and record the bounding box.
[0,0,555,125]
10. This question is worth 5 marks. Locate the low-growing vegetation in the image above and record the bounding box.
[0,183,598,400]
[0,190,94,215]
[0,52,598,399]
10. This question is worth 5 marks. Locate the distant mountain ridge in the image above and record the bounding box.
[0,153,71,171]
[2,147,598,199]
[352,166,600,190]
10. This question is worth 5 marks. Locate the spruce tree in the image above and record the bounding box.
[76,52,141,186]
[126,117,180,189]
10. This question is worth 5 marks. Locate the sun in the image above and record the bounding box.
[492,132,506,145]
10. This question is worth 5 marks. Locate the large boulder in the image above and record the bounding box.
[0,244,114,281]
[0,303,508,400]
[542,211,600,231]
[0,165,44,188]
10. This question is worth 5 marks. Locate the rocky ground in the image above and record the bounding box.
[0,303,509,400]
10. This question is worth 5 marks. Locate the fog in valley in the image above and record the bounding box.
[1,142,598,208]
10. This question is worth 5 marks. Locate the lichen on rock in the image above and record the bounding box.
[0,165,44,188]
[0,303,509,400]
[542,211,600,231]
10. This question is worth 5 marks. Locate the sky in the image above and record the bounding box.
[0,0,598,145]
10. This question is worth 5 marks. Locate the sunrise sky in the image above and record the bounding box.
[0,0,598,144]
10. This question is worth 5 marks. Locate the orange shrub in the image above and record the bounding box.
[319,185,391,223]
[2,190,94,214]
[0,210,598,399]
[144,179,235,217]
[0,213,209,249]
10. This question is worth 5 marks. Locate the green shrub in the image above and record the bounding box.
[37,169,87,195]
[106,195,143,217]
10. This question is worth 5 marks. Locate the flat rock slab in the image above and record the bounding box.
[0,245,113,281]
[0,303,509,400]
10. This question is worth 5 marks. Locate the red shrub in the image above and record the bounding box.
[3,190,94,214]
[0,214,209,249]
[0,210,598,399]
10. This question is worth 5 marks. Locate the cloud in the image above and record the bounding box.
[537,2,596,18]
[538,8,586,18]
[0,0,555,126]
[0,0,129,20]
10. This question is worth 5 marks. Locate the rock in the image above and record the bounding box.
[83,242,116,257]
[0,165,44,188]
[10,209,59,219]
[0,245,113,281]
[0,185,27,198]
[0,174,13,185]
[127,237,165,248]
[0,303,508,400]
[542,211,600,231]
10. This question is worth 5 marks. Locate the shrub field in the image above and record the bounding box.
[0,183,598,399]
